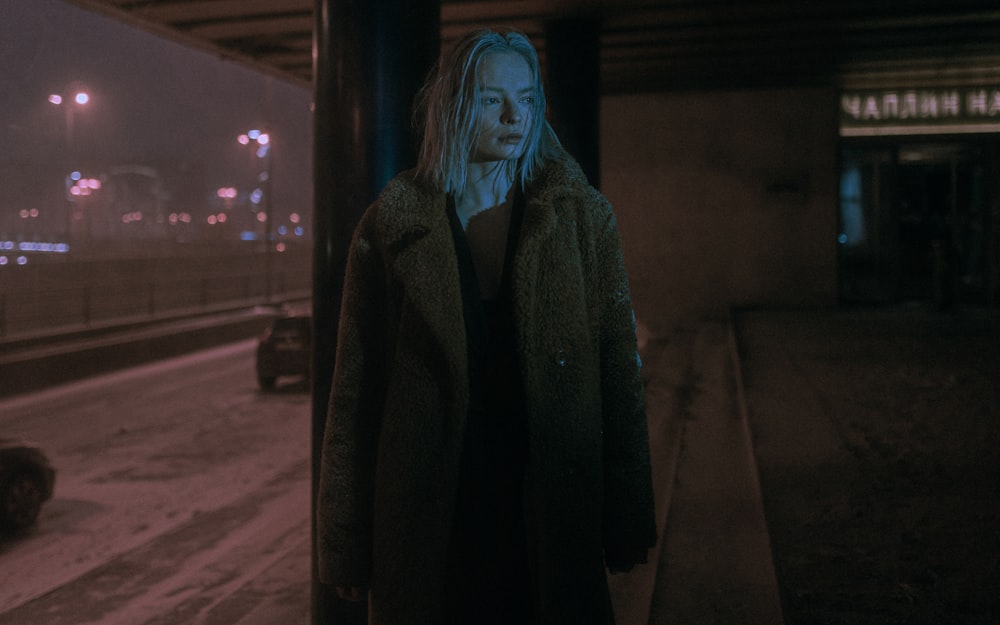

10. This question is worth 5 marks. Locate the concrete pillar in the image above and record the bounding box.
[311,1,439,623]
[545,18,602,187]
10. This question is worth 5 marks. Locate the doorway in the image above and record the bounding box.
[839,140,998,308]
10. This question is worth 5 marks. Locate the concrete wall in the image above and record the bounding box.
[602,88,841,336]
[0,247,311,338]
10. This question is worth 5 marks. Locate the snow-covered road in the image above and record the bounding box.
[0,340,311,624]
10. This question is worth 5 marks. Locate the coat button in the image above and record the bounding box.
[554,349,568,367]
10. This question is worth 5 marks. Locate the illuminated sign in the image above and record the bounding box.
[840,87,1000,136]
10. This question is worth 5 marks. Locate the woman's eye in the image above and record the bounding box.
[520,96,534,105]
[484,97,501,105]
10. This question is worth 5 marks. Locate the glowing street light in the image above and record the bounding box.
[48,85,91,155]
[48,83,94,238]
[48,91,89,106]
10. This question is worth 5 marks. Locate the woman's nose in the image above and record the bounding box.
[503,102,524,124]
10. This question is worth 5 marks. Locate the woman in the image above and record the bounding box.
[317,28,656,625]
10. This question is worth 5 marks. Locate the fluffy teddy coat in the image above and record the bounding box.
[317,151,656,624]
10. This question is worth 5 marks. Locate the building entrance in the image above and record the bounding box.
[839,140,998,308]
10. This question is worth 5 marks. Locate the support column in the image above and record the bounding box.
[544,18,602,187]
[311,1,439,623]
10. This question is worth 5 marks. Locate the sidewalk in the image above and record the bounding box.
[242,319,787,625]
[185,305,997,625]
[731,305,999,624]
[1,311,785,625]
[611,319,784,625]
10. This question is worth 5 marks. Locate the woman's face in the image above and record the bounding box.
[472,52,534,164]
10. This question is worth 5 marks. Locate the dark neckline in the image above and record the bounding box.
[446,187,525,304]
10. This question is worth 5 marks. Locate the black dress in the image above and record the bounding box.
[445,191,535,625]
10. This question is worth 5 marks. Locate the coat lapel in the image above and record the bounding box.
[510,164,561,354]
[382,182,468,390]
[376,156,576,399]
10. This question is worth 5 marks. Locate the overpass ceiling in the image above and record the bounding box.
[65,0,1000,92]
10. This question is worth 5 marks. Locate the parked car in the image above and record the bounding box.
[0,439,56,531]
[256,313,312,389]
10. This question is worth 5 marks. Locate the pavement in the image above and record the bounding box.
[14,304,992,624]
[1,307,785,625]
[236,311,788,625]
[612,317,784,625]
[615,303,996,625]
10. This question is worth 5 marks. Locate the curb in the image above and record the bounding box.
[0,311,279,399]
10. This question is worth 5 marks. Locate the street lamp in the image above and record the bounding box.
[49,85,91,239]
[237,128,274,303]
[48,91,90,105]
[48,85,90,155]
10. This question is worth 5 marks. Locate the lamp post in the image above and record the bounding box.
[49,85,90,240]
[237,128,274,303]
[49,87,90,155]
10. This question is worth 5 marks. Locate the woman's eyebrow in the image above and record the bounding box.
[481,85,534,94]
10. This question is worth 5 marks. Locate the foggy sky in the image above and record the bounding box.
[1,0,313,215]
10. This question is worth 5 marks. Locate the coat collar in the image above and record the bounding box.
[374,152,588,381]
[379,152,586,259]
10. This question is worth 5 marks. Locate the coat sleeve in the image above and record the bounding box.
[594,207,658,552]
[316,208,387,587]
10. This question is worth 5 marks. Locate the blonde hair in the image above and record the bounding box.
[414,28,561,196]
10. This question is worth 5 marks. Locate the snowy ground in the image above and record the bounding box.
[0,341,312,625]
